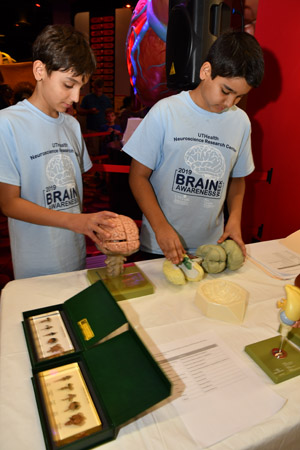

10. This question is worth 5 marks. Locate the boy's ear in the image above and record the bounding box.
[32,60,46,82]
[199,62,212,81]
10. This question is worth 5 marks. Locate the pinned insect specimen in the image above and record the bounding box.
[64,401,80,412]
[65,413,86,426]
[59,383,74,391]
[40,317,52,323]
[55,375,72,382]
[62,394,76,402]
[48,344,64,354]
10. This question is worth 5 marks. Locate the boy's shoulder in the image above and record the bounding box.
[229,105,251,123]
[159,90,186,104]
[151,91,188,112]
[0,101,28,122]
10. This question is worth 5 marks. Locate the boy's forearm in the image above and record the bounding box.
[226,177,245,222]
[129,164,185,263]
[217,177,246,252]
[0,183,118,246]
[1,196,79,231]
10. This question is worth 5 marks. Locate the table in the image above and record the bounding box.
[1,248,300,450]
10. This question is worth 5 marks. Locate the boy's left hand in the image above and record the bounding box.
[217,223,246,257]
[70,211,119,247]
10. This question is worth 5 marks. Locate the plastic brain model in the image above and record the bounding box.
[96,215,140,277]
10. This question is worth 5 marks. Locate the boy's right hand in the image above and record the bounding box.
[0,183,118,248]
[155,223,185,265]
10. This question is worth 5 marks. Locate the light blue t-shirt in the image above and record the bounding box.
[0,100,92,279]
[123,91,254,255]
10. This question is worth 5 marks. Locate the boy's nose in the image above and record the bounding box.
[71,88,81,104]
[224,96,235,109]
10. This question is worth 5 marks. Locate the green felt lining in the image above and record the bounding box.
[64,281,127,349]
[83,329,171,427]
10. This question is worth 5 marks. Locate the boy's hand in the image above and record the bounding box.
[70,211,118,247]
[155,223,185,265]
[217,221,246,257]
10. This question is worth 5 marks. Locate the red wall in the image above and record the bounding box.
[242,0,300,243]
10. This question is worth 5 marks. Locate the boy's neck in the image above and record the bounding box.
[28,91,59,118]
[189,88,207,111]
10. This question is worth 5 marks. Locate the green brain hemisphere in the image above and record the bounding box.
[195,245,227,273]
[195,240,244,273]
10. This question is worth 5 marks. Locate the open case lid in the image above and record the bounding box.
[82,329,172,428]
[64,281,127,351]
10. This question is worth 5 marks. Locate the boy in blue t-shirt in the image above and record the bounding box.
[100,108,122,137]
[123,31,264,265]
[100,108,123,154]
[0,25,117,279]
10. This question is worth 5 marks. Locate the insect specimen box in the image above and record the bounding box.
[23,281,172,449]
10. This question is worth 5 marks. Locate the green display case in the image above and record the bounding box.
[23,281,172,449]
[23,281,130,371]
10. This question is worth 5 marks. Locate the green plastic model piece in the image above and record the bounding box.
[195,240,244,273]
[220,239,244,270]
[195,244,227,273]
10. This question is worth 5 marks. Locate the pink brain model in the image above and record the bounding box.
[96,215,140,277]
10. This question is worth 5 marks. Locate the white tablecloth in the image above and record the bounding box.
[1,250,300,450]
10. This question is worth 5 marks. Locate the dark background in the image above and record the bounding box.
[0,0,138,62]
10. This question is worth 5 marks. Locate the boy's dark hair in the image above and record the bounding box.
[32,24,96,78]
[206,31,264,88]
